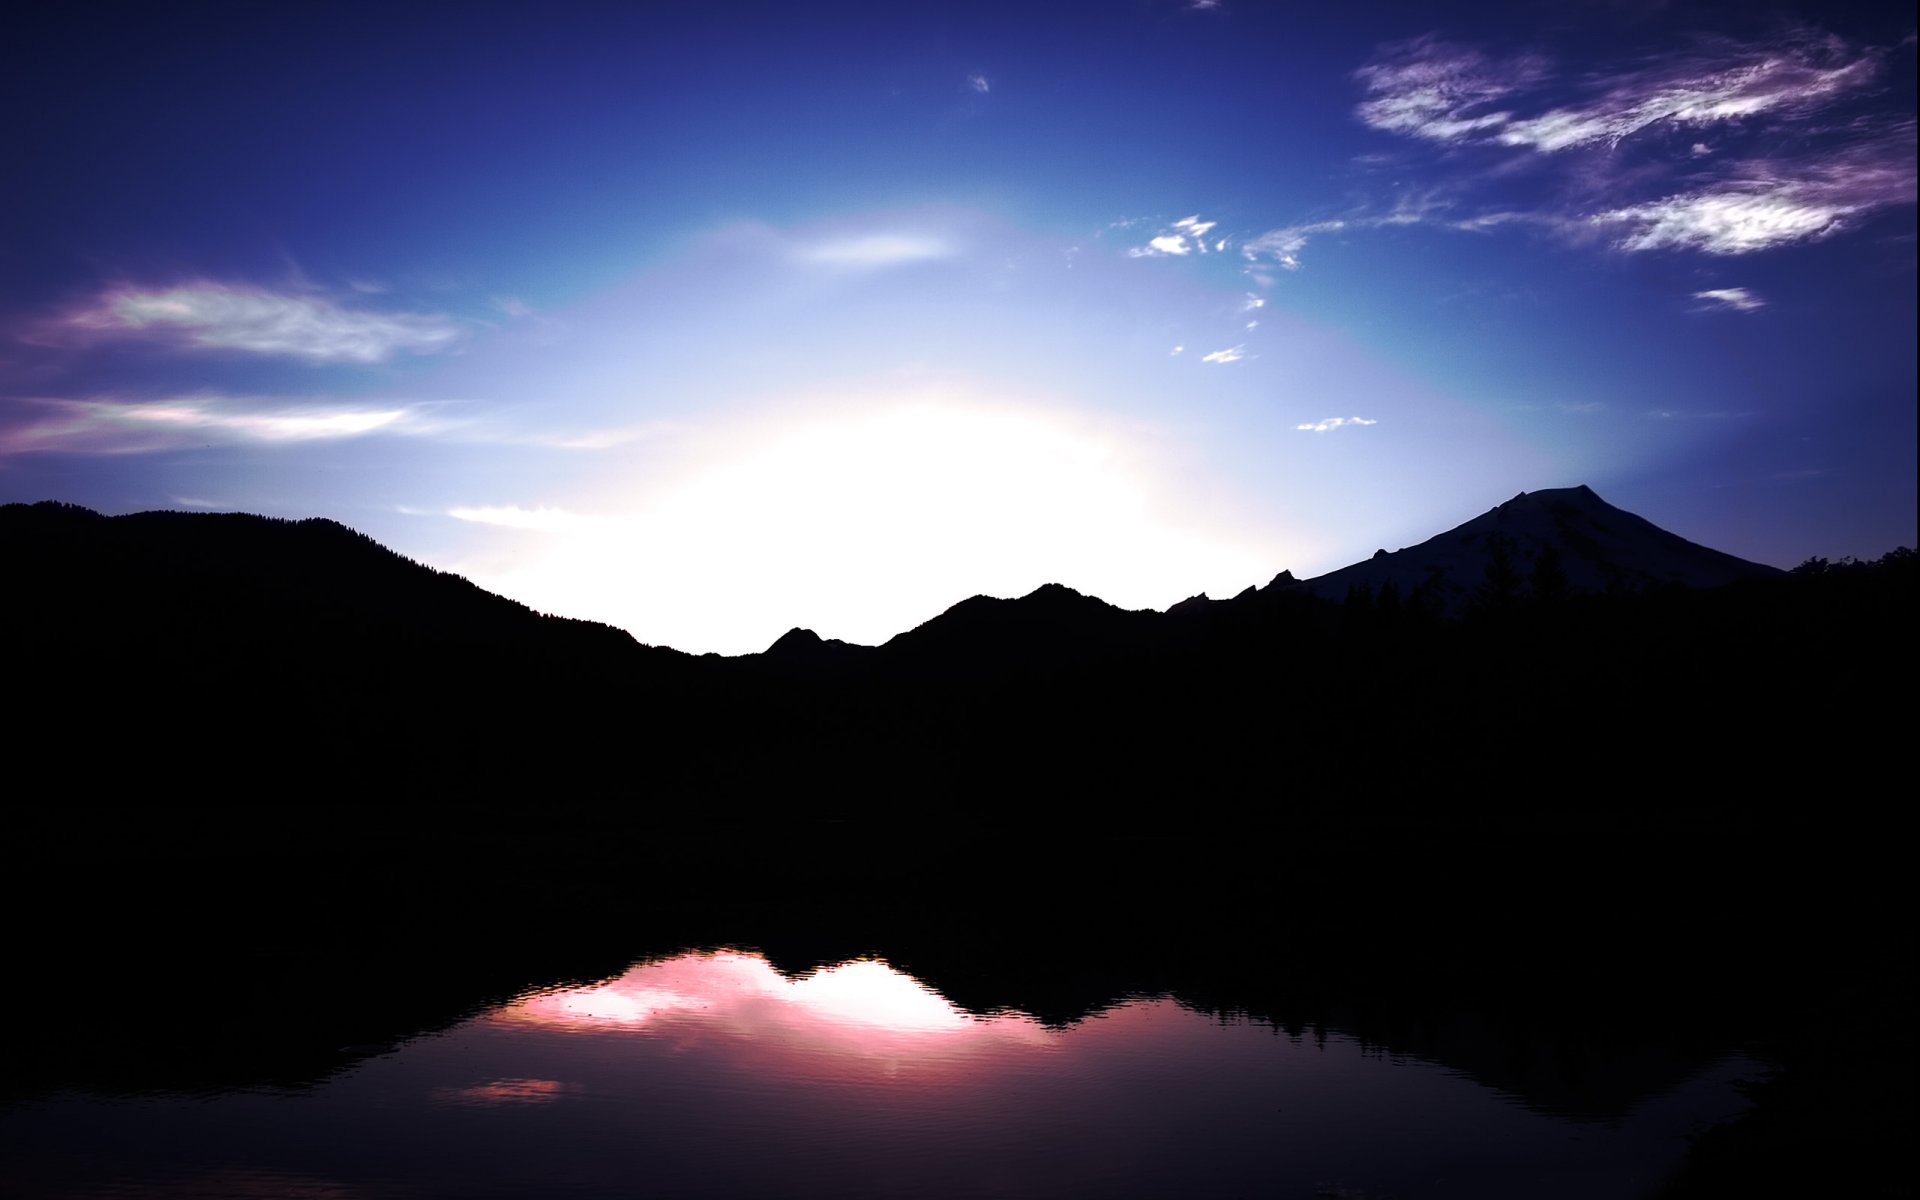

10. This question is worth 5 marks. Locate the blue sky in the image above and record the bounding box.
[4,0,1913,652]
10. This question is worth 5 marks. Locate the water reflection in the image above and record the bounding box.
[500,950,1052,1047]
[0,949,1752,1200]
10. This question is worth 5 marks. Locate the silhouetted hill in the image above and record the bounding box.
[5,495,1910,802]
[1295,485,1781,613]
[1,500,698,794]
[1156,486,1782,621]
[879,582,1167,677]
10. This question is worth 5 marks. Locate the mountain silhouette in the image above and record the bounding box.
[1287,485,1781,612]
[4,491,1906,801]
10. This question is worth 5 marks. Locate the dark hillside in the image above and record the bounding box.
[2,501,698,794]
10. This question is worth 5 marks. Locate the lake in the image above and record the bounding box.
[0,946,1754,1199]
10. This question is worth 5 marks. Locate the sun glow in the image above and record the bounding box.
[457,395,1277,653]
[502,951,1051,1056]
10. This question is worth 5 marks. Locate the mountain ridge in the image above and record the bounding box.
[9,486,1783,657]
[1282,484,1782,613]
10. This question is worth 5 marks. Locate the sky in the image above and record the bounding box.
[3,0,1913,654]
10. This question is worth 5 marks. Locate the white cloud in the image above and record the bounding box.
[1241,221,1345,270]
[1597,189,1846,253]
[447,505,588,533]
[1358,32,1882,153]
[1129,215,1222,258]
[1201,346,1246,364]
[798,232,956,268]
[66,283,463,363]
[1350,32,1913,259]
[968,74,990,94]
[0,394,423,454]
[1296,416,1377,432]
[1353,36,1541,143]
[1170,345,1185,356]
[1592,138,1914,253]
[1692,287,1765,312]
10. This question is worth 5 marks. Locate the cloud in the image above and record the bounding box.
[1240,221,1345,270]
[1354,36,1545,144]
[1495,35,1881,153]
[1128,215,1221,258]
[1201,346,1246,364]
[1348,32,1912,259]
[1648,408,1752,420]
[0,394,425,455]
[1356,32,1881,153]
[1692,287,1765,311]
[968,74,990,94]
[63,283,464,363]
[447,505,588,533]
[798,232,956,268]
[1295,416,1377,432]
[1593,137,1915,253]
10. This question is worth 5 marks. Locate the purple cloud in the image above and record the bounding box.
[61,283,464,364]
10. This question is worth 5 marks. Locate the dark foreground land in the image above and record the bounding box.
[2,502,1914,1195]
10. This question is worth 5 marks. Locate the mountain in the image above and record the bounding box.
[5,492,1905,802]
[0,499,697,794]
[1279,485,1782,613]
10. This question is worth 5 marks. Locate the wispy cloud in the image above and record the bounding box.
[1296,416,1378,432]
[1129,215,1222,258]
[447,504,589,533]
[968,74,990,94]
[1201,346,1246,364]
[1593,135,1915,253]
[798,232,956,268]
[1357,32,1880,153]
[1354,36,1547,144]
[1349,31,1913,258]
[1240,220,1345,270]
[1692,287,1765,311]
[0,394,427,455]
[1648,407,1753,420]
[63,283,464,363]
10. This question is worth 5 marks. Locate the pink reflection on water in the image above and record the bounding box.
[498,950,1054,1058]
[434,1076,568,1105]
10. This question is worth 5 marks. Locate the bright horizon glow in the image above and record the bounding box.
[505,950,1053,1053]
[452,395,1287,654]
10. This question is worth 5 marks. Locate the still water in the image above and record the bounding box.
[2,949,1750,1199]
